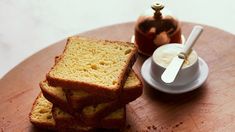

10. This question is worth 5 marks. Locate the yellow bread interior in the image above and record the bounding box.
[30,93,55,126]
[48,37,136,88]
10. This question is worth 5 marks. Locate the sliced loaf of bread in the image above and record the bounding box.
[46,36,137,99]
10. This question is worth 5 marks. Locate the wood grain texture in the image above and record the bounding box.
[1,22,235,132]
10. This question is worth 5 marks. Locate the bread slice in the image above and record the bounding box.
[40,82,123,124]
[29,93,55,130]
[40,82,140,123]
[43,55,142,111]
[66,70,142,110]
[52,106,126,129]
[40,71,142,118]
[46,36,137,99]
[29,93,93,131]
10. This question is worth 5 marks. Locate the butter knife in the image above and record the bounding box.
[161,25,203,84]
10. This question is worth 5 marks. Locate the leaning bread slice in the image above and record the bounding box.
[52,106,126,129]
[46,36,137,99]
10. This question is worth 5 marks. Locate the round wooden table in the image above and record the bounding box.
[1,22,235,132]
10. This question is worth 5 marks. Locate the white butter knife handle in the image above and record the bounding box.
[182,26,203,55]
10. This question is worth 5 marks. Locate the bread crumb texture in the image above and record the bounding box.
[49,37,135,88]
[30,94,55,125]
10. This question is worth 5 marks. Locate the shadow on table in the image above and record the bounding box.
[143,82,207,105]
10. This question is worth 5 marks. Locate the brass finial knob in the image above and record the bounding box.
[151,2,164,12]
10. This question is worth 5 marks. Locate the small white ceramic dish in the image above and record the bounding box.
[141,57,209,94]
[151,44,199,86]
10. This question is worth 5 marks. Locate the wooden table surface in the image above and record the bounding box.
[1,22,235,132]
